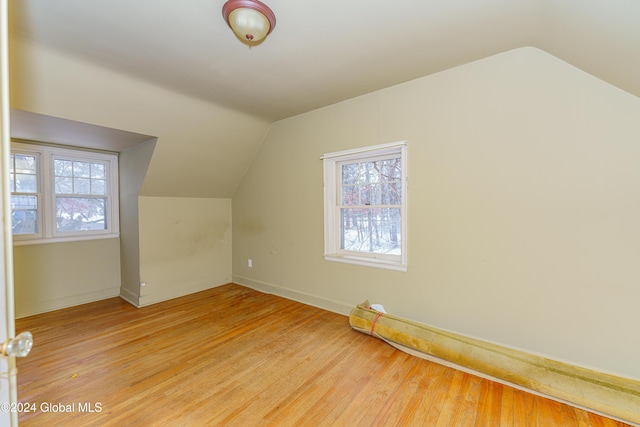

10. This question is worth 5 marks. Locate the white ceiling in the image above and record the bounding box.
[8,0,640,122]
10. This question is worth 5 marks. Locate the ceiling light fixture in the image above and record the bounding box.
[222,0,276,44]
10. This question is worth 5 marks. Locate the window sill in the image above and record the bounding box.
[12,233,120,246]
[324,254,407,272]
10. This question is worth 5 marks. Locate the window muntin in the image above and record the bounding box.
[10,142,119,244]
[323,141,407,271]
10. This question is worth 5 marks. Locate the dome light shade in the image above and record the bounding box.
[222,0,276,44]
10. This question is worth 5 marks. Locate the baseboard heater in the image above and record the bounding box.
[349,301,640,426]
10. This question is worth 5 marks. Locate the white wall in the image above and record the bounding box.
[233,47,640,381]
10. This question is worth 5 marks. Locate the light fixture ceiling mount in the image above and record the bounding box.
[222,0,276,45]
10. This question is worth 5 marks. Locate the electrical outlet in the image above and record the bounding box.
[248,259,253,268]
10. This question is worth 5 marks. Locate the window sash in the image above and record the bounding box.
[10,193,42,238]
[9,151,43,238]
[55,195,109,234]
[337,206,402,258]
[53,157,108,196]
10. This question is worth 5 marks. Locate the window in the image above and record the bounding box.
[10,142,119,244]
[322,141,407,271]
[9,151,40,237]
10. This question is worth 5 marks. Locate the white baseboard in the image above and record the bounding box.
[137,278,229,307]
[119,286,140,307]
[15,287,121,319]
[232,274,353,316]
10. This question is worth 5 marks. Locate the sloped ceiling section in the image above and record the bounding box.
[10,109,155,152]
[535,0,640,100]
[7,0,640,198]
[9,0,640,122]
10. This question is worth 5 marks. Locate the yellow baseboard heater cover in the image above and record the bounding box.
[349,301,640,426]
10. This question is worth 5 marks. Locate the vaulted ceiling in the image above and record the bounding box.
[10,0,640,122]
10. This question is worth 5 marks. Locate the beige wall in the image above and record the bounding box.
[9,36,266,312]
[233,47,640,381]
[138,197,232,306]
[13,238,121,318]
[9,31,640,384]
[9,36,271,198]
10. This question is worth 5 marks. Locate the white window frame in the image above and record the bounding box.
[11,141,119,245]
[8,149,42,240]
[322,141,407,272]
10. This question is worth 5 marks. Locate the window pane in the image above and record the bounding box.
[74,177,91,194]
[91,178,106,195]
[342,163,359,185]
[14,154,37,174]
[361,184,380,205]
[55,177,73,194]
[91,163,106,179]
[12,154,37,193]
[73,161,91,178]
[15,174,37,193]
[381,182,401,205]
[54,159,73,177]
[341,185,360,205]
[11,195,38,235]
[56,197,106,232]
[340,207,401,255]
[362,161,380,184]
[381,158,401,181]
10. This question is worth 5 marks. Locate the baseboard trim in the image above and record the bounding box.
[119,287,140,308]
[137,278,229,307]
[232,275,353,316]
[15,287,121,319]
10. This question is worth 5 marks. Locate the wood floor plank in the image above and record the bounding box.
[458,373,484,426]
[536,395,566,427]
[342,345,434,426]
[364,356,428,426]
[422,367,457,425]
[474,379,504,426]
[559,402,581,427]
[499,382,516,426]
[434,369,470,427]
[15,284,634,427]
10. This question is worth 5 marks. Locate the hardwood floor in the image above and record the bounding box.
[15,284,632,426]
